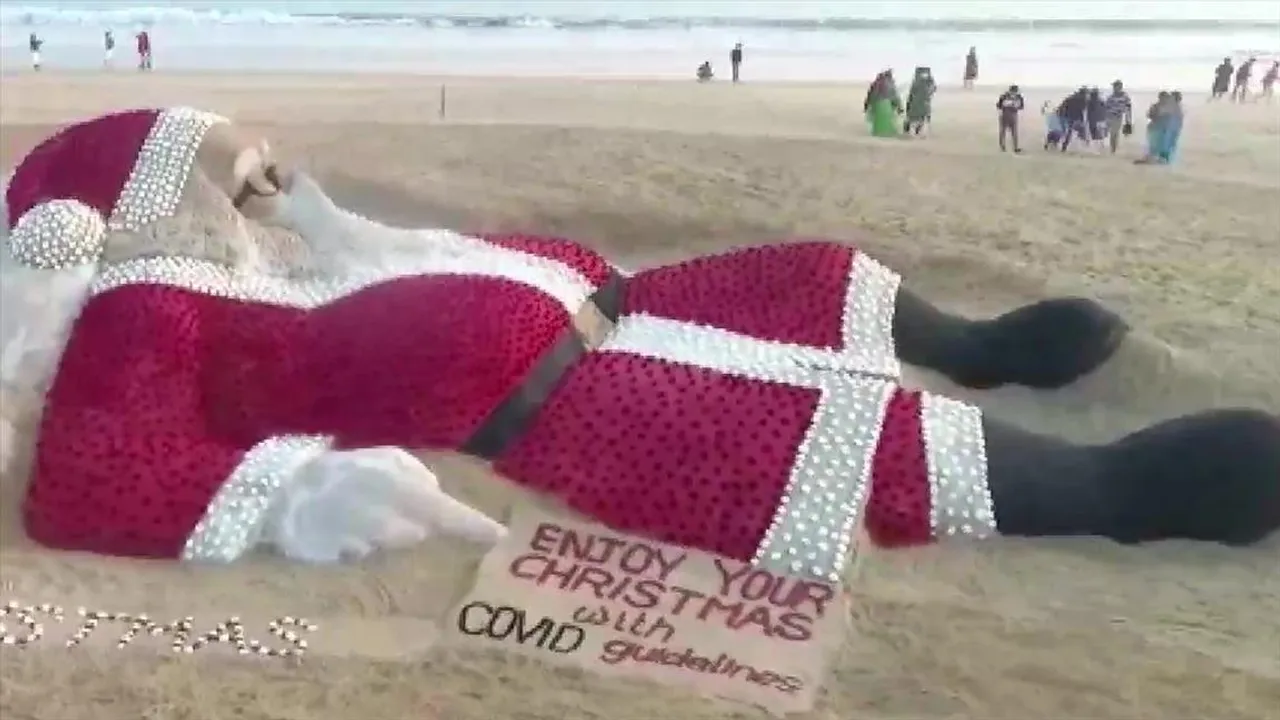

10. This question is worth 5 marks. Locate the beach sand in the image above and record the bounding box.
[1,72,1278,720]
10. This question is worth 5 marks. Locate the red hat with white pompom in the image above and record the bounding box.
[2,107,228,270]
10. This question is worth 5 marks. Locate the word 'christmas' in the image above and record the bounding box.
[509,522,836,641]
[0,601,314,658]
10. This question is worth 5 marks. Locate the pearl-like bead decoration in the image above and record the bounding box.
[0,601,316,657]
[90,232,595,316]
[921,394,997,539]
[182,435,331,563]
[6,199,106,270]
[600,313,896,583]
[108,107,227,233]
[839,252,902,380]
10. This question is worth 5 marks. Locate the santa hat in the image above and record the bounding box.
[3,107,227,270]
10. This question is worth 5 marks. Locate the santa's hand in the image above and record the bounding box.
[266,447,507,563]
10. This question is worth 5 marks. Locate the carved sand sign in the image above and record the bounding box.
[448,508,851,715]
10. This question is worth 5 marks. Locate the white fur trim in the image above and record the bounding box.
[108,107,228,233]
[182,435,332,562]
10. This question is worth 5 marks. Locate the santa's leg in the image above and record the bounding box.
[867,390,1280,547]
[892,286,1128,390]
[620,242,1128,391]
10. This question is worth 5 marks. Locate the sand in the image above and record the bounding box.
[1,72,1278,720]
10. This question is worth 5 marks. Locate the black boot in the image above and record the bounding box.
[893,289,1128,390]
[985,409,1280,545]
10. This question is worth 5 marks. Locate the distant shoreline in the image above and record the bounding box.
[0,69,1234,98]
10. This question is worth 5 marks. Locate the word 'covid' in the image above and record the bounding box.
[456,601,585,654]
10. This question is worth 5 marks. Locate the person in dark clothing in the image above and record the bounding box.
[1086,87,1107,144]
[730,43,743,83]
[963,46,978,89]
[1056,87,1089,152]
[1233,57,1256,102]
[1212,58,1233,100]
[28,33,43,71]
[996,84,1025,152]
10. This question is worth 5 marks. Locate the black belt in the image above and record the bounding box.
[462,269,626,459]
[590,269,625,322]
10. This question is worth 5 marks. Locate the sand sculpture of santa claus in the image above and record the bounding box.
[2,108,1277,579]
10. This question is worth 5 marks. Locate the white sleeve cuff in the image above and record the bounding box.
[181,435,332,563]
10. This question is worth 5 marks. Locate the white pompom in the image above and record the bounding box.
[7,199,106,270]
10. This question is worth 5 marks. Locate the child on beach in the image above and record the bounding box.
[1041,101,1065,150]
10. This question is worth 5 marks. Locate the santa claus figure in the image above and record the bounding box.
[2,108,1277,582]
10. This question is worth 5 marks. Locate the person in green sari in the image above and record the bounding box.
[864,70,902,137]
[903,66,936,136]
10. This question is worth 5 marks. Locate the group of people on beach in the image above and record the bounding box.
[26,30,152,71]
[863,66,937,137]
[1211,56,1278,103]
[696,42,745,83]
[1034,83,1183,164]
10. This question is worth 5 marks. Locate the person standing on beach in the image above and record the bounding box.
[28,33,43,72]
[103,31,115,68]
[1211,58,1233,100]
[730,43,743,83]
[995,84,1024,153]
[1103,80,1133,154]
[1233,57,1256,102]
[963,47,978,89]
[136,30,153,71]
[1262,61,1279,103]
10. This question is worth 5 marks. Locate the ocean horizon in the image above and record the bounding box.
[3,1,1279,89]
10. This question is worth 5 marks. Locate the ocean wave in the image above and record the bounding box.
[3,6,1277,33]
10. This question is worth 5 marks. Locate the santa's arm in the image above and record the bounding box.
[23,283,505,561]
[21,285,329,560]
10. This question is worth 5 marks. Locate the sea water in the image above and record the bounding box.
[1,1,1277,90]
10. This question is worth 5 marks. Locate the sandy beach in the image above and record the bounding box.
[1,72,1278,720]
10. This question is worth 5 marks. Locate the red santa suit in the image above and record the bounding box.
[5,108,995,582]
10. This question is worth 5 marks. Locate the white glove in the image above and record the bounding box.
[266,447,506,563]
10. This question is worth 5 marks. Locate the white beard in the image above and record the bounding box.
[0,246,95,485]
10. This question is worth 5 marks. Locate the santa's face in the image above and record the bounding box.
[191,121,285,223]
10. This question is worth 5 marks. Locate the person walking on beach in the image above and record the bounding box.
[963,47,978,89]
[1262,61,1279,103]
[1103,80,1133,154]
[1086,87,1108,149]
[28,33,43,71]
[136,30,153,71]
[865,71,902,137]
[1232,57,1255,102]
[1056,87,1089,152]
[903,66,936,136]
[1138,91,1182,164]
[996,84,1025,152]
[103,30,115,68]
[730,43,743,83]
[1211,58,1233,100]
